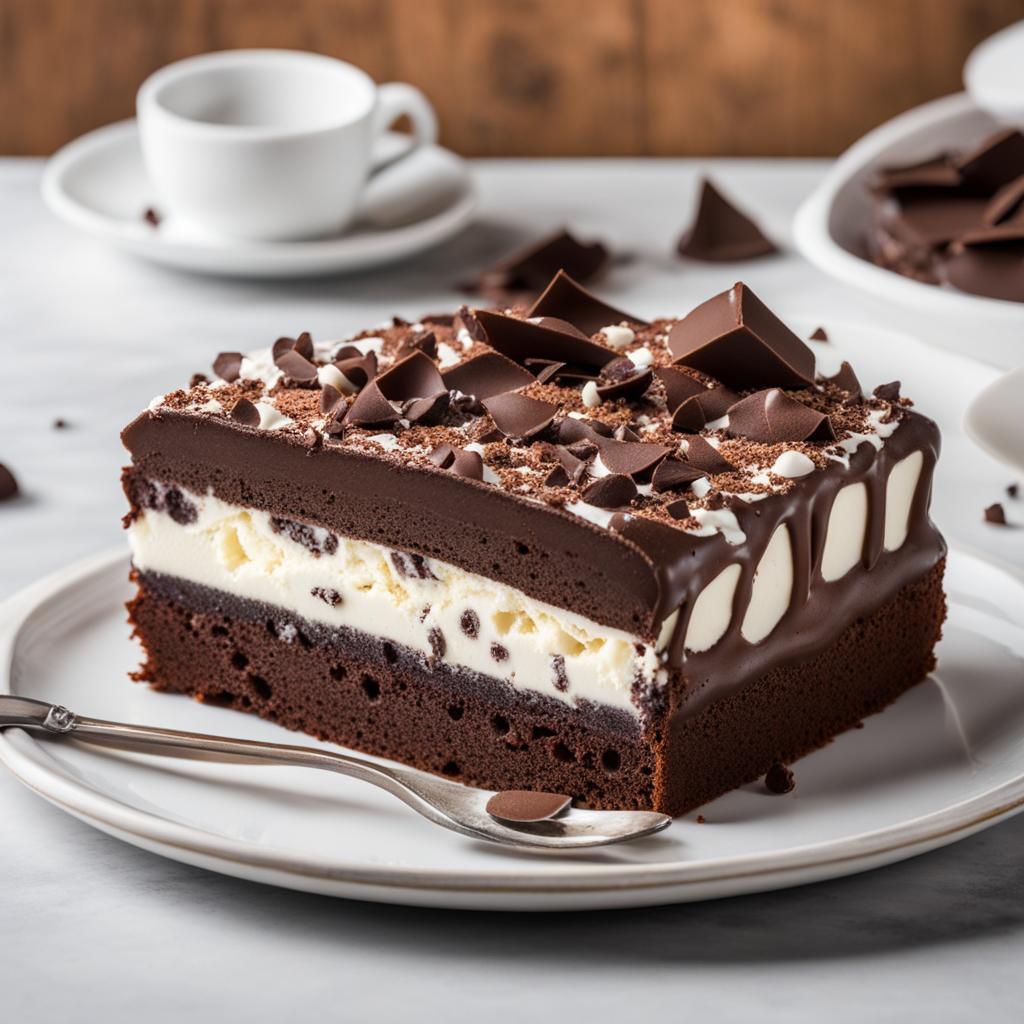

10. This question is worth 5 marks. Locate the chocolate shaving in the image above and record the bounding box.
[652,457,705,493]
[213,351,243,382]
[333,351,377,390]
[556,445,590,484]
[727,389,835,443]
[595,439,673,479]
[441,351,535,399]
[984,502,1008,525]
[665,498,690,520]
[681,436,735,474]
[273,332,314,361]
[400,330,438,360]
[655,366,707,411]
[532,360,566,385]
[482,392,559,441]
[427,442,483,480]
[375,350,445,403]
[404,391,450,425]
[274,347,318,384]
[229,398,260,427]
[543,464,571,487]
[474,309,617,371]
[142,207,161,228]
[455,305,488,342]
[526,270,648,335]
[428,443,455,468]
[824,361,862,397]
[344,382,400,427]
[676,178,777,261]
[873,381,901,402]
[319,384,344,417]
[670,386,739,433]
[669,283,815,390]
[581,474,637,508]
[0,463,18,501]
[595,359,653,402]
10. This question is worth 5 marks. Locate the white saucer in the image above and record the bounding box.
[792,93,1024,369]
[41,120,477,279]
[2,546,1023,911]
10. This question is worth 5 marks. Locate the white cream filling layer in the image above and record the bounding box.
[128,490,661,715]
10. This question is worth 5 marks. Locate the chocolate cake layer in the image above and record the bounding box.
[128,560,945,814]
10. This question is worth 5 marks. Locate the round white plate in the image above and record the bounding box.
[792,92,1024,368]
[41,120,477,279]
[2,546,1023,911]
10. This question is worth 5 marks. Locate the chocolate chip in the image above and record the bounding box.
[669,283,815,390]
[428,626,446,661]
[652,457,705,493]
[676,179,777,261]
[460,609,480,638]
[275,347,318,384]
[727,388,835,443]
[581,474,637,508]
[490,642,509,662]
[984,503,1008,525]
[403,391,450,425]
[552,654,569,692]
[142,207,161,228]
[809,326,828,341]
[873,381,901,402]
[681,436,735,474]
[526,269,647,335]
[764,762,795,794]
[213,351,243,382]
[230,398,261,427]
[271,516,338,557]
[482,392,559,441]
[0,463,19,501]
[670,385,741,433]
[442,351,535,399]
[52,418,68,430]
[311,586,343,607]
[391,551,437,580]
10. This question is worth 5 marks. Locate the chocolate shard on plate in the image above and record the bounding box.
[464,229,609,303]
[375,350,446,403]
[442,351,535,399]
[824,361,862,397]
[654,366,708,411]
[595,438,673,479]
[482,392,559,441]
[213,351,243,382]
[873,381,901,402]
[475,309,617,370]
[652,457,705,493]
[681,435,735,474]
[229,398,261,428]
[0,462,18,501]
[486,789,572,823]
[668,283,816,390]
[984,502,1008,525]
[955,128,1024,193]
[727,389,835,444]
[274,347,319,384]
[809,327,828,342]
[581,473,637,508]
[676,178,778,262]
[526,270,648,335]
[984,174,1024,225]
[345,382,400,428]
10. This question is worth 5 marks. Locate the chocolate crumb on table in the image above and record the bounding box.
[1008,482,1019,499]
[0,463,19,501]
[677,177,777,261]
[142,207,161,228]
[52,418,68,429]
[984,502,1008,525]
[764,763,796,794]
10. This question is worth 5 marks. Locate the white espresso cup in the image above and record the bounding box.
[136,50,439,241]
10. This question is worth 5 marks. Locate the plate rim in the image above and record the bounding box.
[3,544,1024,899]
[40,119,477,278]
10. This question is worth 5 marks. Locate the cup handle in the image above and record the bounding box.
[370,82,439,172]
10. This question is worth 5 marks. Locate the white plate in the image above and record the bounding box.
[2,545,1023,911]
[792,93,1024,369]
[41,120,477,279]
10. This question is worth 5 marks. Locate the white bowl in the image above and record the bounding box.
[793,92,1024,369]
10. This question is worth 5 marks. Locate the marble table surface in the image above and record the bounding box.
[1,157,1022,1023]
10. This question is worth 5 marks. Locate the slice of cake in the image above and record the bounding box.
[121,275,946,815]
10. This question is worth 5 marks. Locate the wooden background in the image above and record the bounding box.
[3,0,1024,157]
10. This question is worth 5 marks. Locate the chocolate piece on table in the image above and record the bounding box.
[441,351,534,399]
[727,389,835,444]
[526,270,648,335]
[809,326,828,342]
[213,351,243,382]
[482,392,558,441]
[229,398,260,427]
[1009,483,1020,498]
[668,283,815,390]
[0,462,18,501]
[984,503,1008,525]
[581,473,637,508]
[764,762,795,794]
[676,178,778,262]
[403,391,450,425]
[463,229,608,304]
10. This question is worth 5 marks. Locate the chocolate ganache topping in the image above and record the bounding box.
[124,275,943,676]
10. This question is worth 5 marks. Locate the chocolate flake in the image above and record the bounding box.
[490,642,509,662]
[526,270,648,335]
[669,283,815,390]
[229,398,261,427]
[428,626,446,661]
[873,381,901,402]
[274,332,314,361]
[670,386,739,433]
[984,503,1008,525]
[581,474,637,508]
[652,457,705,493]
[956,129,1024,192]
[271,517,338,557]
[403,391,450,425]
[474,309,617,371]
[333,351,377,390]
[142,207,161,228]
[727,388,835,443]
[596,362,653,402]
[1008,483,1019,499]
[345,382,400,427]
[52,418,69,429]
[441,351,535,399]
[677,179,777,261]
[486,789,572,823]
[764,762,795,794]
[595,439,673,479]
[557,445,590,484]
[655,366,707,412]
[824,361,862,397]
[391,551,437,580]
[213,351,243,382]
[665,498,690,520]
[400,330,438,360]
[681,436,735,474]
[984,174,1024,225]
[320,384,344,417]
[552,654,569,692]
[274,347,318,384]
[482,392,558,441]
[0,463,19,501]
[376,350,446,403]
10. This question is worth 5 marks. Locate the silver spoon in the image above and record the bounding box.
[0,696,670,850]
